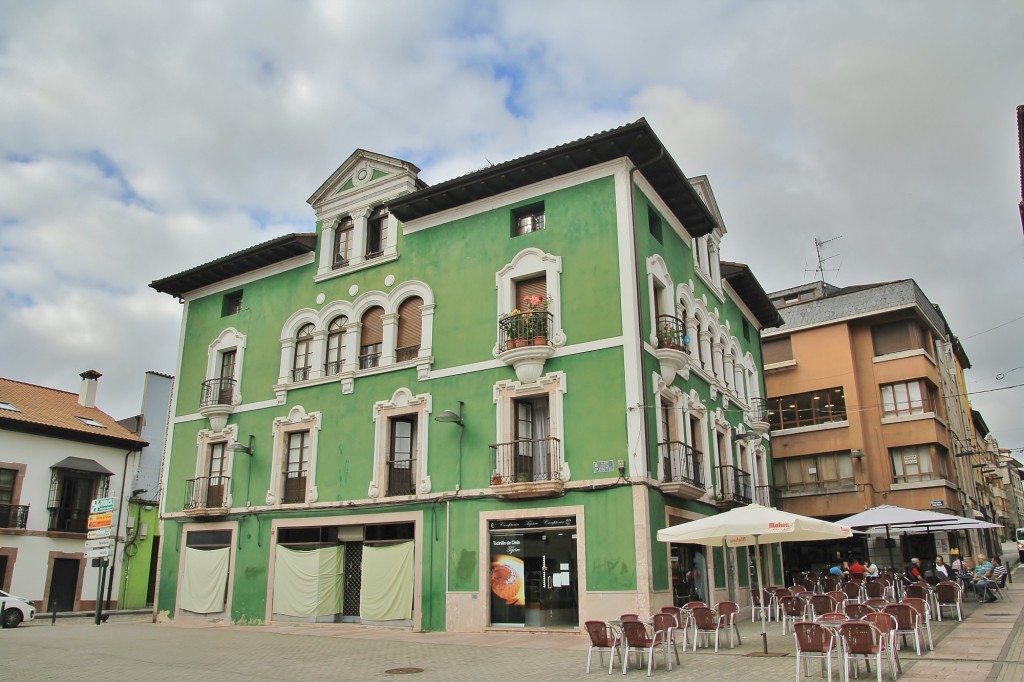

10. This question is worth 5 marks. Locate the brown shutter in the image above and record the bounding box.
[872,320,913,355]
[361,307,384,345]
[515,277,547,310]
[397,297,423,348]
[762,337,793,364]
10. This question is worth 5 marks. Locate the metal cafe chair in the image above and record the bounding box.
[793,621,838,682]
[584,620,621,674]
[650,612,683,670]
[620,619,667,676]
[844,602,874,621]
[690,606,725,652]
[839,620,897,682]
[882,603,921,656]
[934,581,963,621]
[715,600,742,649]
[780,595,809,635]
[900,597,934,651]
[861,612,902,678]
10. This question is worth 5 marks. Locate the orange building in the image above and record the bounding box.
[762,280,994,568]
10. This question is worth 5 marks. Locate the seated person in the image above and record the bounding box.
[904,557,923,584]
[992,557,1008,589]
[865,561,879,578]
[931,555,951,581]
[828,563,844,577]
[848,558,867,578]
[972,554,996,602]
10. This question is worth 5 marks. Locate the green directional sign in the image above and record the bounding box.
[90,497,116,514]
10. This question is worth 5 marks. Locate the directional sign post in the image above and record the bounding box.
[85,538,114,551]
[90,496,117,626]
[87,512,114,530]
[87,527,113,540]
[90,497,116,515]
[85,548,111,559]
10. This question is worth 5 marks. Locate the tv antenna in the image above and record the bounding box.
[805,236,842,285]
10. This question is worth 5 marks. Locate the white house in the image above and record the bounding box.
[0,371,146,617]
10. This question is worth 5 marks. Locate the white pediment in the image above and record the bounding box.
[307,150,421,212]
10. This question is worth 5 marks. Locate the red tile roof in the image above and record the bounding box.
[0,377,147,450]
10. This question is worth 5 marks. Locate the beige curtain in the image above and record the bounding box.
[359,542,414,621]
[272,545,345,618]
[179,547,230,614]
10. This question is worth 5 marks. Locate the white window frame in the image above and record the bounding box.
[195,424,239,509]
[493,371,569,482]
[266,406,322,506]
[368,388,432,499]
[206,328,246,405]
[494,248,566,356]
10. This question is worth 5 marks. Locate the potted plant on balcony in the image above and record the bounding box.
[657,321,680,350]
[491,470,503,486]
[500,308,527,349]
[523,295,551,345]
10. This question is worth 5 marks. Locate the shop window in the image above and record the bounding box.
[881,379,935,417]
[222,290,243,316]
[292,323,315,381]
[512,203,545,236]
[765,387,846,430]
[891,445,947,484]
[325,316,347,375]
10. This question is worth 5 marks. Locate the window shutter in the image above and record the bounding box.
[515,277,546,309]
[397,297,423,349]
[762,337,793,364]
[361,307,384,345]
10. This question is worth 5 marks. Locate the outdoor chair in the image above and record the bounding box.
[650,612,682,670]
[844,603,874,621]
[619,613,641,622]
[861,612,902,678]
[816,611,847,623]
[793,621,838,682]
[690,606,725,652]
[903,584,928,601]
[934,581,963,621]
[800,579,816,592]
[772,588,793,621]
[864,598,888,611]
[684,600,707,610]
[751,588,771,622]
[827,591,848,608]
[864,581,886,600]
[882,603,921,656]
[901,597,934,651]
[660,606,687,648]
[620,619,666,676]
[809,594,839,619]
[780,595,808,635]
[584,620,621,674]
[839,621,896,682]
[842,582,864,604]
[822,577,840,593]
[715,601,742,648]
[992,571,1010,602]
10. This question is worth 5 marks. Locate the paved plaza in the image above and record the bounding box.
[4,567,1023,682]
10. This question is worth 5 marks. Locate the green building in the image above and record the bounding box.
[151,119,782,631]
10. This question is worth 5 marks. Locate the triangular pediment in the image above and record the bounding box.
[307,150,421,210]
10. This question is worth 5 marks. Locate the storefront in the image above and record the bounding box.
[669,542,708,606]
[487,515,578,629]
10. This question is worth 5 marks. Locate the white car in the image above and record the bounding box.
[1,589,36,628]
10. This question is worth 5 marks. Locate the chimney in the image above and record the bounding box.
[78,370,102,408]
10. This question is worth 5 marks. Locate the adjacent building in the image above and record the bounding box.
[150,119,782,632]
[0,372,147,616]
[762,279,1012,568]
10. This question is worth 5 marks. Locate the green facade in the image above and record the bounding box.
[154,123,780,631]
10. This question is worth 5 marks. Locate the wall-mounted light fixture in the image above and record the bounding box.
[227,434,255,455]
[434,401,464,427]
[850,449,865,460]
[732,430,760,443]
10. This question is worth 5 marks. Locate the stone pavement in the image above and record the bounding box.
[5,566,1023,681]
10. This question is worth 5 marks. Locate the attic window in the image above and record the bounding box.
[0,401,18,412]
[513,203,545,236]
[222,290,243,317]
[77,417,106,428]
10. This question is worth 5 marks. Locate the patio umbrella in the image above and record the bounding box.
[837,505,962,570]
[657,503,852,654]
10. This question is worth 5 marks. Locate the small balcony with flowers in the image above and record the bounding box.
[654,314,692,383]
[488,437,564,499]
[496,296,556,384]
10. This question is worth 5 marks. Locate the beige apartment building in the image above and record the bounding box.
[762,280,1007,568]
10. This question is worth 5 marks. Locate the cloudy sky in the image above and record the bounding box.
[1,1,1022,457]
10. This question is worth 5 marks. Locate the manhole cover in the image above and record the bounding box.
[385,668,424,675]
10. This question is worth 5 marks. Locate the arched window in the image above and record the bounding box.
[292,323,315,381]
[325,316,347,375]
[396,297,423,362]
[359,307,384,369]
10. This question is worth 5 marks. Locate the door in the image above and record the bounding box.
[534,530,577,628]
[49,558,80,612]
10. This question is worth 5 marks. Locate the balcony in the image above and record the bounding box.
[199,378,236,431]
[715,465,752,509]
[496,311,555,383]
[324,360,344,376]
[282,471,308,504]
[359,352,381,369]
[183,476,230,516]
[489,437,563,499]
[292,366,311,382]
[659,441,705,500]
[753,484,781,508]
[386,457,416,497]
[396,345,420,363]
[0,504,29,529]
[745,398,771,436]
[654,315,692,382]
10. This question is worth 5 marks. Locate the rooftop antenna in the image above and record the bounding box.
[804,236,842,286]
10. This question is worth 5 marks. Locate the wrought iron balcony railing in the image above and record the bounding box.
[184,476,230,510]
[0,503,29,529]
[498,311,553,352]
[200,378,236,408]
[282,470,307,504]
[386,457,415,496]
[324,359,344,376]
[292,366,311,382]
[655,314,688,350]
[659,441,704,489]
[396,345,420,362]
[716,465,752,505]
[359,352,381,369]
[489,437,561,485]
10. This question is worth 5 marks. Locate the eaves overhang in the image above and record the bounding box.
[720,261,784,328]
[387,118,719,238]
[0,416,148,451]
[150,233,317,299]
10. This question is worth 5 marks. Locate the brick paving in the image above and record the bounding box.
[5,566,1022,682]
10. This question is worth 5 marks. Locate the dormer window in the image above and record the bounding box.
[333,217,353,268]
[366,206,388,260]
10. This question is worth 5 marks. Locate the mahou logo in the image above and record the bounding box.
[768,522,791,530]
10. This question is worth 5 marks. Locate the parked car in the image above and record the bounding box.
[1,589,36,628]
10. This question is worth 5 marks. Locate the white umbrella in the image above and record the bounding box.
[838,505,964,570]
[657,503,853,654]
